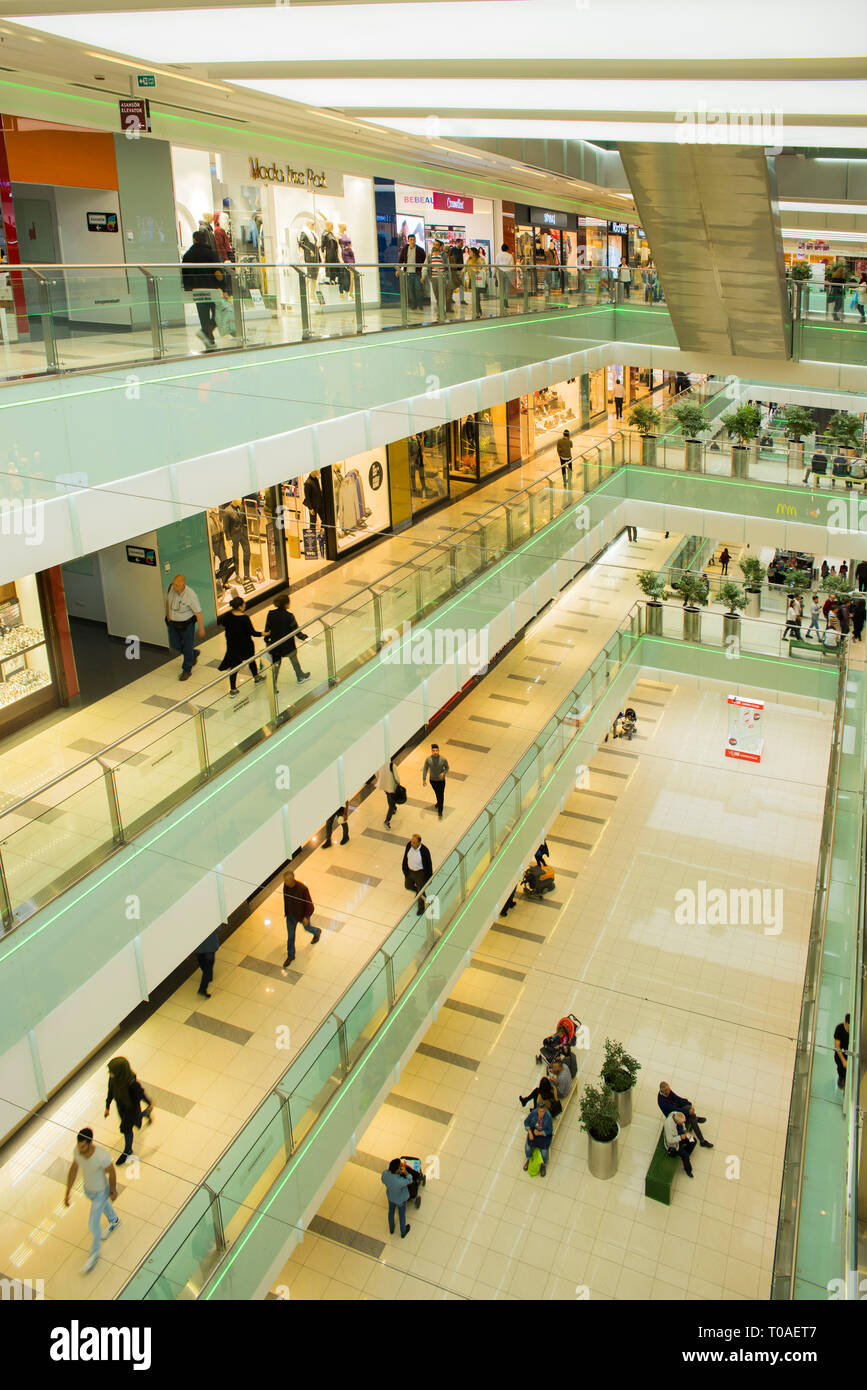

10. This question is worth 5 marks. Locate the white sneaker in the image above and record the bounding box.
[102,1217,120,1241]
[81,1252,99,1273]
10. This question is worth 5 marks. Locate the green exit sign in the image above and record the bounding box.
[136,74,156,88]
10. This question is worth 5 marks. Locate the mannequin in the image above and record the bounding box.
[303,469,325,526]
[337,223,355,298]
[320,220,340,285]
[297,221,325,305]
[198,214,218,256]
[220,499,251,582]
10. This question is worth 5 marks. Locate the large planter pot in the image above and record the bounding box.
[684,438,702,472]
[745,587,761,618]
[587,1126,620,1179]
[645,601,663,635]
[641,435,658,467]
[683,606,702,642]
[730,444,749,479]
[613,1087,633,1127]
[723,612,741,644]
[787,440,804,472]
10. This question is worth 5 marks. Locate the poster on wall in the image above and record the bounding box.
[725,695,764,762]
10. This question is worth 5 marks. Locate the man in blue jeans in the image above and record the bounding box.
[64,1127,120,1273]
[381,1158,413,1237]
[165,573,205,682]
[282,869,320,968]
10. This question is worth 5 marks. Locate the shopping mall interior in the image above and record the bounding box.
[0,0,864,1326]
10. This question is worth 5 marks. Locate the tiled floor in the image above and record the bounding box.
[0,527,684,1299]
[270,676,833,1302]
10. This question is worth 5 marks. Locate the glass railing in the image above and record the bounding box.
[120,595,840,1300]
[0,259,625,381]
[788,276,867,327]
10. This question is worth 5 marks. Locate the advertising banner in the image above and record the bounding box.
[725,695,764,762]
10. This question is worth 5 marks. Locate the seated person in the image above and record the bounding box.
[657,1081,713,1147]
[832,455,850,476]
[549,1058,572,1102]
[849,457,866,481]
[519,1074,561,1117]
[663,1110,696,1178]
[522,1104,553,1175]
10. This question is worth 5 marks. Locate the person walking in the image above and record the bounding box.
[449,238,467,305]
[264,593,311,684]
[618,259,632,300]
[195,927,220,997]
[856,560,867,592]
[851,593,866,641]
[422,742,449,818]
[64,1127,120,1274]
[556,429,573,486]
[613,377,625,419]
[805,593,822,640]
[783,598,801,639]
[626,523,638,542]
[427,239,452,315]
[397,233,426,311]
[104,1057,154,1166]
[718,546,731,576]
[165,573,204,683]
[840,561,849,580]
[218,595,265,696]
[402,833,433,916]
[324,804,349,848]
[181,228,225,349]
[834,1014,850,1089]
[282,869,320,967]
[378,758,401,828]
[495,242,515,299]
[381,1158,413,1238]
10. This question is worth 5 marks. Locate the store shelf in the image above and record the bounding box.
[0,637,47,665]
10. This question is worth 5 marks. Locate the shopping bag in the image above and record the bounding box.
[527,1147,543,1177]
[215,296,236,336]
[394,784,408,805]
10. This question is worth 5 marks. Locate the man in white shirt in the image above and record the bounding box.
[402,833,433,916]
[65,1126,120,1273]
[663,1110,696,1178]
[165,573,205,681]
[613,377,625,420]
[618,259,633,299]
[495,242,515,299]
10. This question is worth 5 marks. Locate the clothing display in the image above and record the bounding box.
[213,216,234,263]
[297,224,325,305]
[334,466,372,536]
[321,224,340,283]
[338,227,355,295]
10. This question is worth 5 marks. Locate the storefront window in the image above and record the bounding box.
[588,369,606,418]
[532,381,581,443]
[0,576,54,716]
[411,426,450,511]
[279,470,329,577]
[207,490,285,614]
[329,449,391,553]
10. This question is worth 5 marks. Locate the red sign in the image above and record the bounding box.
[119,98,151,134]
[433,192,473,214]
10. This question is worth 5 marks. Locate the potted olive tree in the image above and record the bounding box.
[637,569,667,636]
[738,555,766,619]
[628,401,662,468]
[671,402,711,473]
[720,402,762,479]
[718,580,748,644]
[600,1038,641,1128]
[578,1081,620,1180]
[826,411,863,459]
[782,404,815,476]
[784,567,812,597]
[675,571,708,643]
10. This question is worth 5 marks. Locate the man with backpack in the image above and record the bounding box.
[557,429,573,486]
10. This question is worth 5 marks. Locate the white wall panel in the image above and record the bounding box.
[315,412,367,467]
[139,873,223,989]
[252,428,315,491]
[174,445,253,510]
[0,1035,41,1137]
[36,948,140,1094]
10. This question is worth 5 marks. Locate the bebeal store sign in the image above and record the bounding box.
[248,157,328,188]
[433,192,474,214]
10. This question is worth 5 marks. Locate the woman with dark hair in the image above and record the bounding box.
[219,595,265,696]
[104,1057,153,1165]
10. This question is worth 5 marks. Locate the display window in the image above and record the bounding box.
[272,175,378,313]
[0,576,55,720]
[329,449,392,553]
[411,426,450,512]
[588,368,606,418]
[451,406,509,483]
[279,470,330,584]
[533,380,581,442]
[207,490,285,614]
[579,217,608,270]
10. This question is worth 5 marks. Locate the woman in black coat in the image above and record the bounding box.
[218,596,265,695]
[104,1056,153,1165]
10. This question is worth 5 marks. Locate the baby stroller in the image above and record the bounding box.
[536,1013,581,1069]
[612,708,637,741]
[522,863,555,899]
[401,1156,426,1209]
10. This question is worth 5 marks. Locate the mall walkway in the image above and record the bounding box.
[269,673,833,1302]
[0,527,683,1299]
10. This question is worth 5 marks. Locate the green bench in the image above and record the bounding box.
[787,637,841,662]
[645,1129,682,1205]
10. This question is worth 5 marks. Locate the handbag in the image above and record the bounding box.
[527,1146,543,1177]
[394,784,407,805]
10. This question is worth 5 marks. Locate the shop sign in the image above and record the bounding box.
[248,156,329,189]
[529,207,567,229]
[433,192,474,214]
[126,544,157,567]
[395,186,435,213]
[86,212,118,233]
[118,98,151,134]
[637,227,645,238]
[136,74,156,88]
[609,221,628,234]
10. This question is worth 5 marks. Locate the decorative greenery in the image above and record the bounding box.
[720,403,763,446]
[671,402,711,439]
[718,581,747,615]
[628,402,662,436]
[789,261,813,282]
[781,405,815,442]
[636,570,667,603]
[577,1082,619,1143]
[820,573,855,596]
[600,1038,641,1094]
[738,555,767,590]
[825,412,863,453]
[675,573,710,609]
[783,568,812,595]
